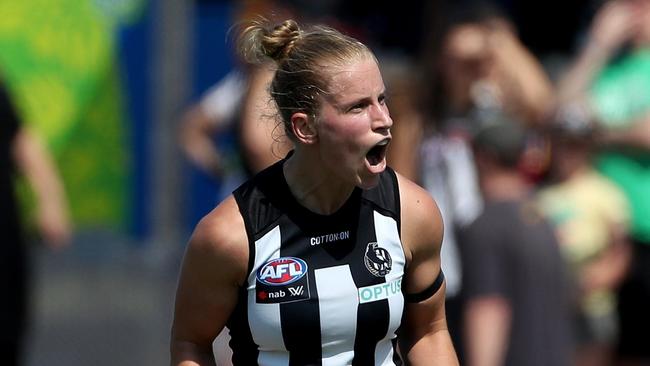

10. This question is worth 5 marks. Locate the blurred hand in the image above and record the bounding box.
[590,0,639,52]
[37,200,72,249]
[12,128,73,249]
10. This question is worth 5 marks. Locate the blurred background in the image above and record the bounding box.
[2,0,649,365]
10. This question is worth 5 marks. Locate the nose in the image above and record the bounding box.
[371,103,393,132]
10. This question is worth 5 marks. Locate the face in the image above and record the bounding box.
[441,24,494,107]
[443,25,493,76]
[315,55,393,189]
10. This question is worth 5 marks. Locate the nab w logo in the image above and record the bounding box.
[288,286,304,296]
[256,257,311,304]
[364,242,392,277]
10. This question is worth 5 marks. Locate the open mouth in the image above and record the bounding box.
[366,139,390,166]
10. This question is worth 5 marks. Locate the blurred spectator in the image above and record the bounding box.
[460,119,572,366]
[423,2,553,134]
[428,2,555,180]
[179,62,291,177]
[179,1,294,198]
[537,122,631,366]
[554,0,650,363]
[418,3,556,355]
[1,78,71,365]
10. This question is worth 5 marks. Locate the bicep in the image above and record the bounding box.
[397,174,447,339]
[172,245,238,345]
[171,202,248,348]
[398,173,444,296]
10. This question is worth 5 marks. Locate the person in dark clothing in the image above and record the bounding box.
[460,120,573,366]
[0,79,71,365]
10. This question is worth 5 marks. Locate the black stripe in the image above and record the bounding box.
[391,337,403,365]
[404,270,445,303]
[279,219,323,366]
[226,286,259,365]
[233,190,257,278]
[229,191,260,365]
[351,206,390,365]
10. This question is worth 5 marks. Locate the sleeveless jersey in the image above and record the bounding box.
[229,160,406,366]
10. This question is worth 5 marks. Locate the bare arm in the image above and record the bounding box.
[556,1,638,103]
[463,296,511,366]
[179,105,224,177]
[170,196,249,366]
[581,220,631,294]
[489,27,554,125]
[397,174,459,365]
[239,64,291,173]
[598,114,650,149]
[12,128,71,248]
[179,71,249,177]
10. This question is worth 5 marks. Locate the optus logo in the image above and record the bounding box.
[358,277,402,304]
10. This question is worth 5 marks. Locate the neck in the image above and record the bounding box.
[283,149,355,215]
[480,170,530,202]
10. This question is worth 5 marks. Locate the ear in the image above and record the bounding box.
[290,112,318,144]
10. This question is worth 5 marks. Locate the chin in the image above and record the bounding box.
[356,173,381,190]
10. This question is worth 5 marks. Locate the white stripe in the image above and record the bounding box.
[374,339,395,366]
[322,351,356,366]
[373,211,405,365]
[247,226,289,366]
[315,265,358,366]
[257,351,291,366]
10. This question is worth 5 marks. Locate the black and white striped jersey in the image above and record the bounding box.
[229,159,406,366]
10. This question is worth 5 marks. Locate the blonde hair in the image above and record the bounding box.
[238,19,374,139]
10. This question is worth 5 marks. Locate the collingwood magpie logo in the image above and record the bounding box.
[364,242,392,277]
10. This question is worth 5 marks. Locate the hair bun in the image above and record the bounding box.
[238,19,302,64]
[263,20,301,61]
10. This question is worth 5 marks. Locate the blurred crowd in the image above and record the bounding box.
[3,0,650,365]
[178,0,650,365]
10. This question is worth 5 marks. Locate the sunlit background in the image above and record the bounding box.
[2,0,647,365]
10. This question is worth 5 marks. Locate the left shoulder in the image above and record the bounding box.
[395,172,444,260]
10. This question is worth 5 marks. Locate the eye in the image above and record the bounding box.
[378,94,387,105]
[348,102,367,113]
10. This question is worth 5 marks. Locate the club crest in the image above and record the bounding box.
[364,242,392,277]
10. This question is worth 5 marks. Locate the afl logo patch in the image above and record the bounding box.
[256,257,311,304]
[257,257,307,286]
[364,242,392,277]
